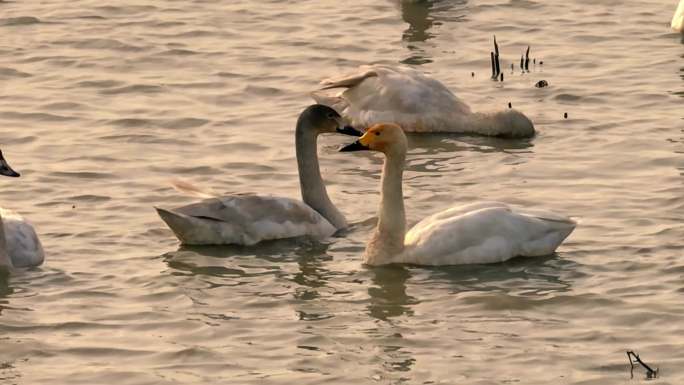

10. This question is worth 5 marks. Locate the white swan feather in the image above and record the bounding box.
[403,203,575,265]
[673,0,684,32]
[0,151,45,270]
[1,208,45,267]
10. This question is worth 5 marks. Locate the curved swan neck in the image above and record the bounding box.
[365,149,406,265]
[295,122,347,230]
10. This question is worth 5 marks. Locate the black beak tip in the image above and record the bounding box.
[336,125,364,137]
[339,141,368,152]
[2,169,20,177]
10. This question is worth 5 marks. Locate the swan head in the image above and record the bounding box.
[299,104,362,136]
[0,151,19,178]
[339,123,407,156]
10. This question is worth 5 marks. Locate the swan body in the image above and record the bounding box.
[673,0,684,32]
[156,195,336,245]
[0,150,45,270]
[340,123,575,266]
[156,105,361,246]
[313,65,535,138]
[2,208,45,267]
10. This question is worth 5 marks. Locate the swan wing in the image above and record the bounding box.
[404,203,575,265]
[315,65,471,132]
[673,0,684,32]
[156,194,336,245]
[1,208,45,268]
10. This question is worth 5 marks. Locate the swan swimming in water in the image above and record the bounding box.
[673,0,684,32]
[339,123,575,266]
[156,105,362,246]
[312,64,535,138]
[0,150,45,271]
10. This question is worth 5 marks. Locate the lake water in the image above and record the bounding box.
[1,0,683,384]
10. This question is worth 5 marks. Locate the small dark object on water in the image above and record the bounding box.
[524,46,530,71]
[535,80,548,88]
[490,36,501,80]
[508,102,512,109]
[510,63,514,72]
[564,112,568,119]
[533,58,536,65]
[72,205,76,209]
[500,73,503,82]
[626,351,658,379]
[520,55,524,70]
[471,72,475,77]
[539,60,544,65]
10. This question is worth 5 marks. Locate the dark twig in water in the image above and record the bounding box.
[524,46,530,71]
[500,73,503,82]
[508,102,512,109]
[494,35,499,58]
[491,35,501,81]
[520,55,524,71]
[626,351,658,379]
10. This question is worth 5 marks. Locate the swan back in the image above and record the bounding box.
[315,64,535,137]
[156,195,336,245]
[316,65,473,132]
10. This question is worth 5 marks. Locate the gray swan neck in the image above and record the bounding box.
[295,122,347,230]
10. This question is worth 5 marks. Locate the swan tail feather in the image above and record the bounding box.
[170,179,216,199]
[318,70,378,90]
[155,207,208,245]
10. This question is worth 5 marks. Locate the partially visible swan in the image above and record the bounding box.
[156,105,362,245]
[312,64,535,138]
[673,0,684,32]
[0,150,45,270]
[339,123,575,266]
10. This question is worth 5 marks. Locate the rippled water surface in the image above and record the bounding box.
[1,0,683,384]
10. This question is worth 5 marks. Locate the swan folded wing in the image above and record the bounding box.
[404,205,575,265]
[317,65,471,132]
[159,195,336,245]
[1,208,45,267]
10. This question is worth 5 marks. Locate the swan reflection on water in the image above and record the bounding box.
[395,0,469,65]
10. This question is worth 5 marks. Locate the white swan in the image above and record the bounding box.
[340,123,575,266]
[312,64,535,138]
[0,150,45,270]
[673,0,684,32]
[156,104,362,246]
